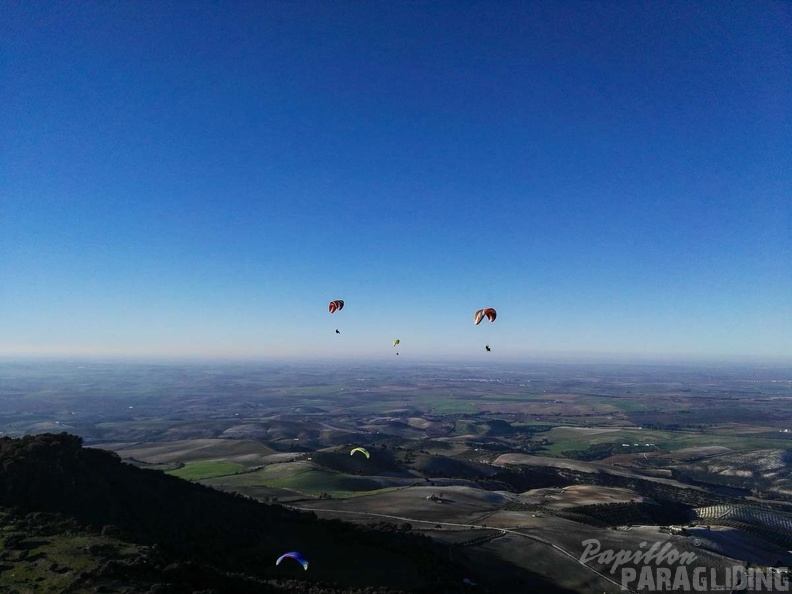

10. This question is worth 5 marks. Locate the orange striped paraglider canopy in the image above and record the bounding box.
[328,300,344,314]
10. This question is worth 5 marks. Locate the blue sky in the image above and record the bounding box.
[2,1,790,362]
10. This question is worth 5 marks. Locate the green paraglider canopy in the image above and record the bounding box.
[350,447,370,459]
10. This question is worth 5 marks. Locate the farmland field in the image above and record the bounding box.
[167,460,245,480]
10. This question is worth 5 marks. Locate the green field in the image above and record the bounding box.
[201,462,384,497]
[423,400,479,414]
[167,460,245,480]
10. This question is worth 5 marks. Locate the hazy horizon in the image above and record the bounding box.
[2,351,791,370]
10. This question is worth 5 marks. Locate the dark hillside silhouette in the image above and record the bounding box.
[0,433,576,594]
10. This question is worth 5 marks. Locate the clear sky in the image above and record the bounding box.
[2,1,790,362]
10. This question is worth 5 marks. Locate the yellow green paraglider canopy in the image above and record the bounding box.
[350,447,370,459]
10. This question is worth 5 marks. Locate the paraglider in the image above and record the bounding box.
[276,551,308,570]
[329,300,344,335]
[475,308,497,353]
[392,339,400,347]
[350,447,370,459]
[473,308,496,325]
